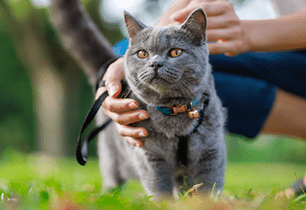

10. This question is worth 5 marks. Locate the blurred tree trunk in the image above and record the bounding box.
[0,0,122,156]
[0,0,70,155]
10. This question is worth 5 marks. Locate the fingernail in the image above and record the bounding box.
[109,85,118,96]
[139,131,146,137]
[139,113,148,120]
[129,102,138,109]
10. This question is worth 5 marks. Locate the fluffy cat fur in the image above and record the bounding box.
[50,0,226,200]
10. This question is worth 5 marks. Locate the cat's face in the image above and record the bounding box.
[124,8,211,106]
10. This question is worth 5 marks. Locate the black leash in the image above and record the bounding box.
[177,94,209,166]
[76,82,111,166]
[76,56,120,166]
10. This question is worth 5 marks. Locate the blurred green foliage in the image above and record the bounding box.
[0,0,123,156]
[0,0,305,164]
[0,149,305,209]
[0,22,34,151]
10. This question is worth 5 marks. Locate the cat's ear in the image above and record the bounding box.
[124,11,147,43]
[181,8,207,41]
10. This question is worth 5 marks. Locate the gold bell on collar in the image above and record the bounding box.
[188,110,199,120]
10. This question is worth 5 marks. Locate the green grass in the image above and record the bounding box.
[0,149,305,209]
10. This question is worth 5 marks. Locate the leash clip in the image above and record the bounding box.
[187,102,199,120]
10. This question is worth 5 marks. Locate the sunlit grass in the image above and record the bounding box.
[0,149,305,209]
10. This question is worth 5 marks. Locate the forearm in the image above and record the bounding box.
[245,11,306,52]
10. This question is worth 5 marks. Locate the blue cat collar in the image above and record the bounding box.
[156,99,198,116]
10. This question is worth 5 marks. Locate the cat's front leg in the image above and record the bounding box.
[188,147,226,195]
[135,152,175,200]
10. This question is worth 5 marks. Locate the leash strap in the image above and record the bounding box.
[76,87,111,165]
[76,56,120,166]
[177,93,209,167]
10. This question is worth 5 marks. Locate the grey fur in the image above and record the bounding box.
[99,9,226,200]
[50,0,226,199]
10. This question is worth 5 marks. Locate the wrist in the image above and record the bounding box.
[241,21,257,52]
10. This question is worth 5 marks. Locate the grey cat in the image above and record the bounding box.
[98,9,226,199]
[50,0,226,200]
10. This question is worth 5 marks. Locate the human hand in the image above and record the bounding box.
[96,57,149,147]
[158,0,251,56]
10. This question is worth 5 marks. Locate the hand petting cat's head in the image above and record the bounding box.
[124,8,211,106]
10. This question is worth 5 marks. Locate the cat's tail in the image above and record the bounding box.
[49,0,117,85]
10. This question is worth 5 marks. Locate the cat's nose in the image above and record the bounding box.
[150,55,164,72]
[150,63,163,72]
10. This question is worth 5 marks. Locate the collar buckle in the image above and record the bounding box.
[170,104,188,115]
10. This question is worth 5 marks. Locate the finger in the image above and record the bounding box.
[208,41,229,55]
[155,0,191,27]
[104,107,149,125]
[102,96,139,113]
[170,1,228,23]
[208,40,241,56]
[104,57,125,97]
[124,137,144,148]
[168,21,181,26]
[206,26,241,42]
[206,16,234,29]
[95,86,107,100]
[116,123,148,139]
[203,1,231,16]
[170,7,193,23]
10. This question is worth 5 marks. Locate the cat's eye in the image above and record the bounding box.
[138,50,149,58]
[170,49,183,57]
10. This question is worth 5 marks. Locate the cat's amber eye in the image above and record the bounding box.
[138,50,149,58]
[170,49,183,57]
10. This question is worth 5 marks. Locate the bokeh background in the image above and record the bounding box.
[1,0,306,165]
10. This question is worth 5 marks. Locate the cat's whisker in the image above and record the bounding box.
[186,64,202,70]
[180,79,196,97]
[123,89,132,99]
[187,63,201,68]
[177,83,190,98]
[181,79,194,93]
[121,80,131,97]
[137,74,151,85]
[122,81,141,99]
[122,87,131,99]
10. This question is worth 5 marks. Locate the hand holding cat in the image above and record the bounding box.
[98,0,250,148]
[96,57,149,147]
[157,0,251,56]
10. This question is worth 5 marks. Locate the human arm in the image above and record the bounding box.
[241,11,306,52]
[158,0,306,56]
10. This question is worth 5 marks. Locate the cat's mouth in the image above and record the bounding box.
[144,83,194,105]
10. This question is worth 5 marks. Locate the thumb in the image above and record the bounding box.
[104,57,125,97]
[95,57,125,100]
